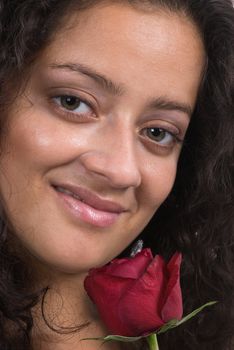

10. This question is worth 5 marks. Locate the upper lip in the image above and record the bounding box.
[52,183,127,213]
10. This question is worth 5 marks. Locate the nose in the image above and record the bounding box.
[79,130,141,189]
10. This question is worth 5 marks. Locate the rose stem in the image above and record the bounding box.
[146,334,159,350]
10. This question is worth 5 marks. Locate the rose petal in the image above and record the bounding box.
[161,252,183,321]
[84,272,134,335]
[117,255,167,335]
[107,248,153,279]
[84,250,183,337]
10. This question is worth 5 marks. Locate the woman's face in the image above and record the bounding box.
[0,3,204,273]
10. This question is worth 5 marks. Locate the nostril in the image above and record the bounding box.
[79,149,141,188]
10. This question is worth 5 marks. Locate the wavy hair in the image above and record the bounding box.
[0,0,233,349]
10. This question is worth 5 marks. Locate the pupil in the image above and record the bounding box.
[62,96,80,110]
[149,128,165,141]
[150,128,160,136]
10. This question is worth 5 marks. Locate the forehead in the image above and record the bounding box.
[34,2,205,106]
[53,3,203,57]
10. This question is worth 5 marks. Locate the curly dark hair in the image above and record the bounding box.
[0,0,233,349]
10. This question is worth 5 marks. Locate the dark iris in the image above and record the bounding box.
[147,128,166,142]
[60,96,81,110]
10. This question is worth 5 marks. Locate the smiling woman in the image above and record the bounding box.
[0,1,233,350]
[1,2,201,274]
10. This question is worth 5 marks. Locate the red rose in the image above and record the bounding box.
[84,248,183,336]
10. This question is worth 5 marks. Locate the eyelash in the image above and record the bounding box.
[51,94,183,149]
[141,127,183,150]
[51,94,96,121]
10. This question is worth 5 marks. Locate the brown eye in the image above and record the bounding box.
[53,95,92,114]
[60,96,82,111]
[144,128,175,146]
[146,128,167,142]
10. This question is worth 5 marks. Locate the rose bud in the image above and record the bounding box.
[84,248,183,336]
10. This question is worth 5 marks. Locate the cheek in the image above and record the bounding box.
[141,155,178,212]
[0,114,84,175]
[0,114,67,218]
[124,158,177,244]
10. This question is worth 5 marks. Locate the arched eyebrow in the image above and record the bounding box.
[49,62,193,118]
[148,97,193,117]
[49,62,124,96]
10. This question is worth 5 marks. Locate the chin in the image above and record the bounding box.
[30,247,113,276]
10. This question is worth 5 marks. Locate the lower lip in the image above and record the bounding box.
[54,189,120,228]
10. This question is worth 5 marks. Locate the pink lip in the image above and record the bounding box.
[52,184,126,228]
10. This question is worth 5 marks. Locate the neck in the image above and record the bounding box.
[30,273,119,349]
